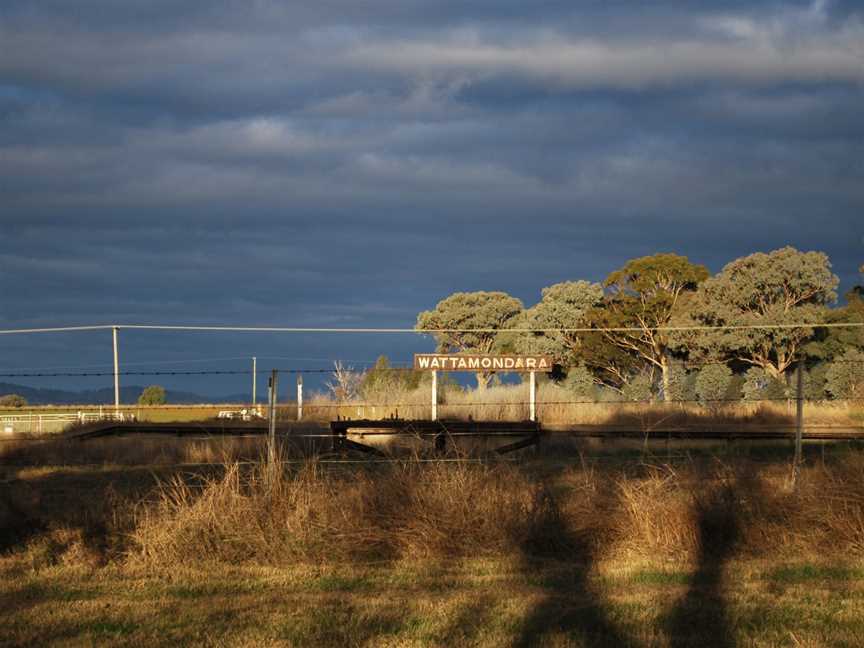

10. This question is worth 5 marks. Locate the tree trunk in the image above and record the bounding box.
[764,363,781,379]
[476,372,492,390]
[661,356,671,403]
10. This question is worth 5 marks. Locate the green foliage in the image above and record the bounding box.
[596,253,709,401]
[727,374,745,401]
[695,364,733,405]
[803,300,864,361]
[138,385,167,406]
[604,253,710,297]
[847,263,864,302]
[512,281,603,366]
[825,350,864,399]
[416,291,523,389]
[804,364,829,400]
[561,364,596,399]
[684,247,839,376]
[416,291,523,354]
[621,372,654,402]
[359,356,423,399]
[742,367,790,402]
[0,393,27,408]
[665,362,696,402]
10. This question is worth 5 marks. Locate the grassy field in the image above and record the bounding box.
[3,436,864,646]
[3,385,863,431]
[4,558,864,647]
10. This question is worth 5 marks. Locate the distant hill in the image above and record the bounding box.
[0,382,249,405]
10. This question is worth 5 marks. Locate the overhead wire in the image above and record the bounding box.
[1,322,863,335]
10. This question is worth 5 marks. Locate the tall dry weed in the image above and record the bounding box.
[21,453,861,569]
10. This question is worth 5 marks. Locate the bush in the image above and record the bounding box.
[622,372,654,402]
[742,367,789,402]
[826,350,864,399]
[804,364,829,400]
[666,362,697,403]
[695,364,733,405]
[561,364,595,399]
[359,356,424,400]
[138,385,167,406]
[0,394,27,408]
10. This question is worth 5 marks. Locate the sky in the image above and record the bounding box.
[1,0,863,398]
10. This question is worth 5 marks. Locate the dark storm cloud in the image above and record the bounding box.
[1,0,863,391]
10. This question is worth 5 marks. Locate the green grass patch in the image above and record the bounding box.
[767,564,864,584]
[82,619,141,638]
[623,569,692,586]
[311,574,374,592]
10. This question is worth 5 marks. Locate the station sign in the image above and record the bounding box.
[413,354,554,372]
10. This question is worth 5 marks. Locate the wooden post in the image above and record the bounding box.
[112,326,120,416]
[431,370,438,421]
[297,374,303,421]
[268,369,278,466]
[529,370,536,422]
[252,356,257,405]
[793,360,804,489]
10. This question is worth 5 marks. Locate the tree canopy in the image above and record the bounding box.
[683,247,838,377]
[360,355,424,399]
[411,248,859,402]
[138,385,167,406]
[595,253,709,400]
[416,291,523,388]
[512,280,603,365]
[0,394,27,408]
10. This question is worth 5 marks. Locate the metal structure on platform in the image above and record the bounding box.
[328,418,543,457]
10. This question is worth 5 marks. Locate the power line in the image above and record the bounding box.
[0,356,257,372]
[1,357,861,378]
[0,368,337,377]
[1,322,863,335]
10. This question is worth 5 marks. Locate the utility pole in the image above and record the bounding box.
[268,369,278,466]
[252,356,257,405]
[112,326,120,416]
[297,374,303,422]
[792,359,804,489]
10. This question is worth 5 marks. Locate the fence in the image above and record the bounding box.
[0,410,134,434]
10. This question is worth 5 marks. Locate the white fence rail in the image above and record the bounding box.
[1,411,135,434]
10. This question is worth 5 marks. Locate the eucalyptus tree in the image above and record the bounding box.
[416,291,523,389]
[685,247,838,378]
[826,349,864,399]
[138,385,166,406]
[590,254,710,400]
[511,280,604,365]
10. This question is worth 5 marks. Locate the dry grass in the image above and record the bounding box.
[302,382,864,426]
[4,450,864,646]
[5,387,861,430]
[125,454,864,568]
[3,557,863,647]
[0,435,270,469]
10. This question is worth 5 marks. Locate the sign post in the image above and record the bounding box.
[431,370,438,421]
[413,355,552,422]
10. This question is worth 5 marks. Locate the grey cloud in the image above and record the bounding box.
[2,0,862,393]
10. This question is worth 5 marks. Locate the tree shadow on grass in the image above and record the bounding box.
[512,479,636,648]
[0,468,168,560]
[511,461,756,648]
[435,593,498,646]
[664,465,754,648]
